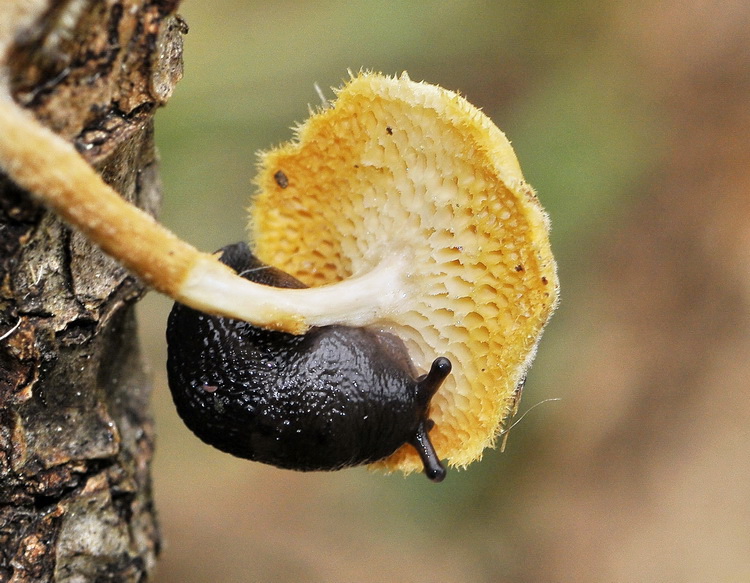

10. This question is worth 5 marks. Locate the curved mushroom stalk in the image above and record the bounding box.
[0,92,407,334]
[250,72,559,473]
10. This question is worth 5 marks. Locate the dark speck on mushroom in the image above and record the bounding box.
[274,170,289,189]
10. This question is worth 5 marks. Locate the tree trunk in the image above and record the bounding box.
[0,1,184,580]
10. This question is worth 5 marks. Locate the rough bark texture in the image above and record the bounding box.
[0,1,184,580]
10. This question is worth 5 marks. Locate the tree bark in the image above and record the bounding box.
[0,1,184,580]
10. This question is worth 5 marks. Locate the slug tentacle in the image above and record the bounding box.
[410,420,446,483]
[166,243,450,480]
[417,357,452,406]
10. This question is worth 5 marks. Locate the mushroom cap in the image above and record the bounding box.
[249,72,558,473]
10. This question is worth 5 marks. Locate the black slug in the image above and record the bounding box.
[166,243,451,482]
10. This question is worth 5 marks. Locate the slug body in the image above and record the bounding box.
[166,243,450,481]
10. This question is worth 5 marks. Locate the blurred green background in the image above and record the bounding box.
[138,1,750,581]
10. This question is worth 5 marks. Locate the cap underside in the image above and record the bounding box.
[249,72,558,473]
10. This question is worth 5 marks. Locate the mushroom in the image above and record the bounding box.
[250,72,559,472]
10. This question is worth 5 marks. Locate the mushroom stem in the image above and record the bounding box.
[0,96,406,333]
[181,253,410,332]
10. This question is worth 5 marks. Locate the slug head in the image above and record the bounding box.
[166,243,450,481]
